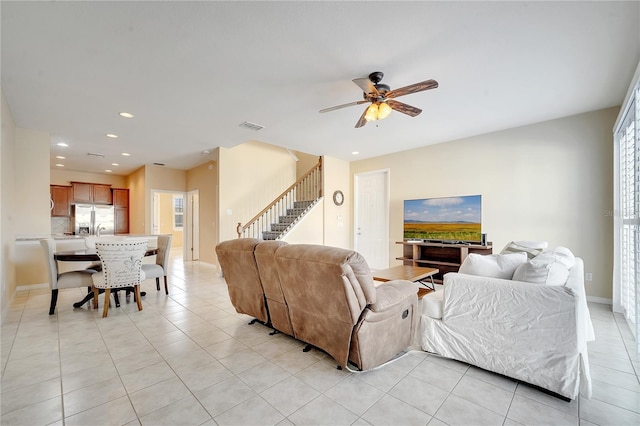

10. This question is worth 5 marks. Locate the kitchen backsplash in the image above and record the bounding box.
[51,217,71,234]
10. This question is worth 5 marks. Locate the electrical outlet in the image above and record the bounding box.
[585,273,593,281]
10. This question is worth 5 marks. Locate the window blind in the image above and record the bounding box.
[616,85,640,356]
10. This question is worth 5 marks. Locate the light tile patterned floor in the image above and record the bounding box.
[2,250,639,425]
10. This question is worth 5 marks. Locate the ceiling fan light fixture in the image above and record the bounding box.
[364,103,379,121]
[378,102,392,120]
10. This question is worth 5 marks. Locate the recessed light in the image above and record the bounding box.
[55,163,64,167]
[106,133,118,138]
[56,156,66,159]
[111,163,119,166]
[105,169,112,173]
[57,142,68,147]
[119,112,134,118]
[121,152,130,156]
[352,151,360,155]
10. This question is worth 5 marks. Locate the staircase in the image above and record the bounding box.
[237,158,322,240]
[261,200,316,240]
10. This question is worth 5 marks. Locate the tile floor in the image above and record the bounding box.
[2,250,639,426]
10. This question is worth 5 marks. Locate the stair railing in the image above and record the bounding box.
[237,157,323,239]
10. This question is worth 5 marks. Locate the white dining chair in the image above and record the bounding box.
[141,234,172,295]
[40,238,98,315]
[92,239,147,317]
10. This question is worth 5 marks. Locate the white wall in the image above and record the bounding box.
[351,107,618,300]
[1,89,17,323]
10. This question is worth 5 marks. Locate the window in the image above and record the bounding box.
[173,195,184,230]
[614,73,640,357]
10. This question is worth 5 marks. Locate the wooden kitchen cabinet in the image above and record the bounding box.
[113,188,129,234]
[114,206,129,235]
[112,188,129,208]
[71,182,92,203]
[50,185,71,216]
[92,184,112,204]
[71,182,112,204]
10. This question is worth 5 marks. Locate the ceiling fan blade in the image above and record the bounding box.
[353,77,379,96]
[386,79,439,99]
[319,100,368,113]
[386,100,422,117]
[355,107,368,128]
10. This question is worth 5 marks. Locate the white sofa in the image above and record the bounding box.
[418,244,595,400]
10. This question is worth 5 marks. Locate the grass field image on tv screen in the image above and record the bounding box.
[403,195,481,242]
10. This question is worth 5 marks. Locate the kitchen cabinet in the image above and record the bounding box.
[93,184,112,204]
[112,188,129,234]
[71,182,112,204]
[114,207,129,235]
[112,188,129,208]
[50,185,71,216]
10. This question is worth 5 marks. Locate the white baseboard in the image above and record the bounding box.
[16,282,48,292]
[587,296,612,305]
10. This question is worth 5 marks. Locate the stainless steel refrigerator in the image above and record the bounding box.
[73,204,115,236]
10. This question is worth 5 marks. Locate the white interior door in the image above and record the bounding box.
[187,190,200,261]
[354,169,389,270]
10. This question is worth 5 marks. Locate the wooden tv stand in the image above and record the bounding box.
[396,241,493,283]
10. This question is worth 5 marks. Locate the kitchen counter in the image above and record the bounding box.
[16,234,86,241]
[16,234,155,241]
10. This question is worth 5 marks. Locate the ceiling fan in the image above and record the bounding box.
[320,71,439,128]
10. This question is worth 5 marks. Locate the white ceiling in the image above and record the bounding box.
[2,1,639,176]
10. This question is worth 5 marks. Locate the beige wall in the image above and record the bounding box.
[126,167,146,234]
[157,192,184,247]
[351,107,617,300]
[282,202,324,244]
[323,156,351,249]
[145,165,187,235]
[1,89,17,321]
[187,161,218,265]
[294,150,321,179]
[14,128,50,236]
[50,169,127,187]
[218,141,296,242]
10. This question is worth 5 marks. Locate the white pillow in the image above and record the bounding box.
[543,246,576,269]
[501,240,548,259]
[512,252,570,286]
[458,252,528,279]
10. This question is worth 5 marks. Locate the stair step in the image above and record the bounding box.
[271,223,289,232]
[294,201,314,209]
[287,208,306,216]
[278,215,298,223]
[262,231,280,240]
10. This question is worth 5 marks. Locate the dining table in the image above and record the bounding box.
[54,247,158,308]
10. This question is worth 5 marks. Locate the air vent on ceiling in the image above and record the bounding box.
[87,152,105,158]
[153,162,165,166]
[238,121,265,131]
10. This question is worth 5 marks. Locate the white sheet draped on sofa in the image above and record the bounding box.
[418,257,594,400]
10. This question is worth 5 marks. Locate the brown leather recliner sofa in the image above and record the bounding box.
[215,238,418,371]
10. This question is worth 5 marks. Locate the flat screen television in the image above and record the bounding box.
[403,195,482,243]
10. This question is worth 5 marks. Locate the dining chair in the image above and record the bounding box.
[141,234,172,295]
[40,238,98,315]
[92,239,147,317]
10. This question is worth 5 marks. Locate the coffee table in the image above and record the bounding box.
[373,265,439,298]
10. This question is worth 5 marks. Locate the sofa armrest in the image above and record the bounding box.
[370,280,417,312]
